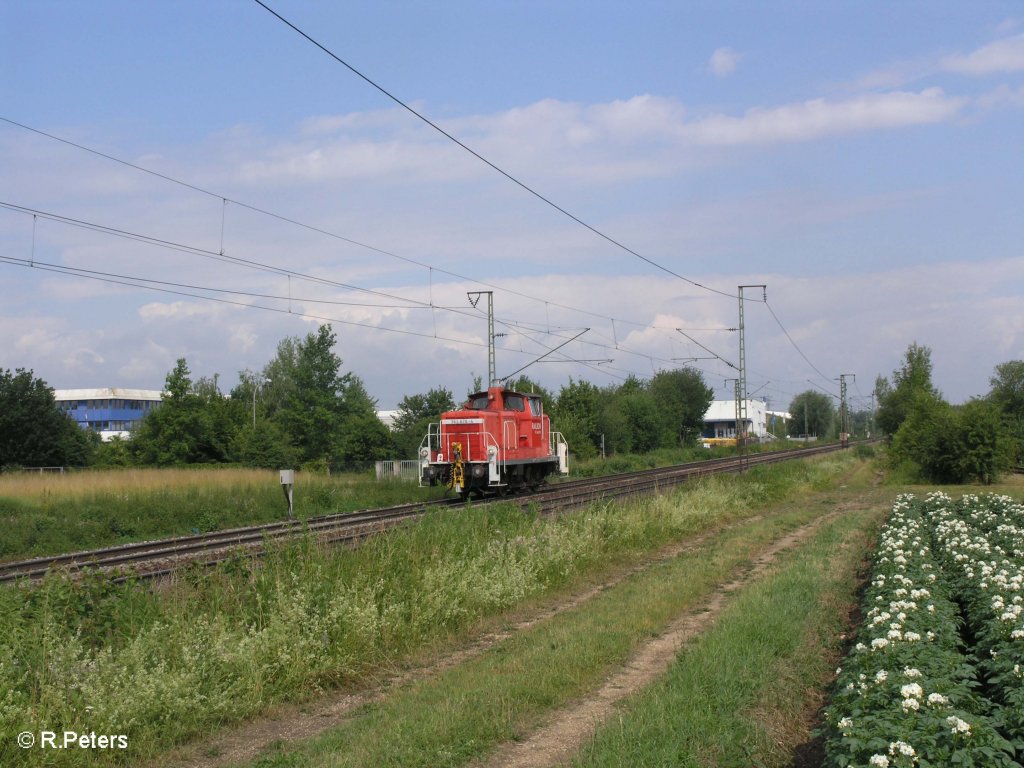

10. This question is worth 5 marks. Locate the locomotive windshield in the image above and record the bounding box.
[527,396,542,415]
[465,394,490,410]
[504,394,526,411]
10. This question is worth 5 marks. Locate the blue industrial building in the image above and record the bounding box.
[54,388,163,441]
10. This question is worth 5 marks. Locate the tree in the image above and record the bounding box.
[391,387,456,458]
[875,343,940,436]
[597,377,660,455]
[132,358,230,465]
[890,393,1013,484]
[889,391,956,481]
[262,324,391,469]
[989,360,1024,417]
[334,376,392,466]
[647,368,714,447]
[0,368,94,467]
[954,399,1015,483]
[988,360,1024,464]
[552,378,602,459]
[787,391,835,438]
[229,419,300,468]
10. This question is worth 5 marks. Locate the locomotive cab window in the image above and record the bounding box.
[465,394,490,410]
[527,396,542,416]
[504,394,526,412]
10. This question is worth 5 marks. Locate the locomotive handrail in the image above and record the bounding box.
[420,422,507,487]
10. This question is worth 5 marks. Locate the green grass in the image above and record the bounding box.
[574,504,882,767]
[0,453,863,768]
[0,468,446,560]
[236,491,851,768]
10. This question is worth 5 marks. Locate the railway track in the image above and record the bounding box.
[0,441,858,584]
[0,498,459,583]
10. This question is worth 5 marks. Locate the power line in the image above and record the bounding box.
[0,116,713,339]
[1,199,713,374]
[250,0,737,300]
[764,299,833,384]
[0,253,497,352]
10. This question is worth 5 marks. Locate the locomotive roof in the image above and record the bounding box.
[468,385,532,399]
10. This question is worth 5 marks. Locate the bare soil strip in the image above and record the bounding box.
[475,501,862,768]
[155,517,757,768]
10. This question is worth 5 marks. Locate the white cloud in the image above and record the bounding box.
[708,47,742,77]
[138,301,222,322]
[682,88,964,146]
[943,34,1024,75]
[227,87,966,196]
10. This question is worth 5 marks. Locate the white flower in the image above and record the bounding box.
[875,670,889,683]
[871,638,889,650]
[869,755,890,767]
[838,716,853,731]
[889,740,915,757]
[901,683,923,699]
[902,697,920,711]
[947,715,972,735]
[927,693,949,706]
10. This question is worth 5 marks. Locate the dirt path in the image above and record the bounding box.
[474,500,861,768]
[155,517,757,768]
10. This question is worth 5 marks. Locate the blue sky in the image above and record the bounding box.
[1,1,1022,413]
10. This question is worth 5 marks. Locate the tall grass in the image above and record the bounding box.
[0,468,445,560]
[0,453,857,767]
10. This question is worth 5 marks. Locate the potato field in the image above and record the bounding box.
[822,492,1024,767]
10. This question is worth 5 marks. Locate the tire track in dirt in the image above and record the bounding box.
[475,499,866,768]
[154,517,759,768]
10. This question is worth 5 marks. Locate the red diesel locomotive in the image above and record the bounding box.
[419,386,568,497]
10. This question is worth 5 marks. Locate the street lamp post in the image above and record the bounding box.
[252,377,271,429]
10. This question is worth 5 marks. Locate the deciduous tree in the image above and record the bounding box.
[0,368,93,467]
[391,387,456,458]
[875,343,939,436]
[787,391,835,438]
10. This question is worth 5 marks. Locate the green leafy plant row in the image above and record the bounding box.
[822,493,1020,768]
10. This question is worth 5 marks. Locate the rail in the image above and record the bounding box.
[1,440,868,584]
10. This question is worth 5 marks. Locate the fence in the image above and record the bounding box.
[374,460,421,482]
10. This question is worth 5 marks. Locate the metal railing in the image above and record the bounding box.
[374,460,421,482]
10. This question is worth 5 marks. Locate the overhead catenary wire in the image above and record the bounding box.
[0,116,715,340]
[0,253,494,350]
[764,299,834,385]
[1,106,765,386]
[6,192,718,379]
[250,0,738,301]
[0,196,799,395]
[0,200,701,383]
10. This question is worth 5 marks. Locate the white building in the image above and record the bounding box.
[701,399,790,446]
[54,388,164,441]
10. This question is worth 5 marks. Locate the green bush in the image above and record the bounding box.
[890,393,1014,484]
